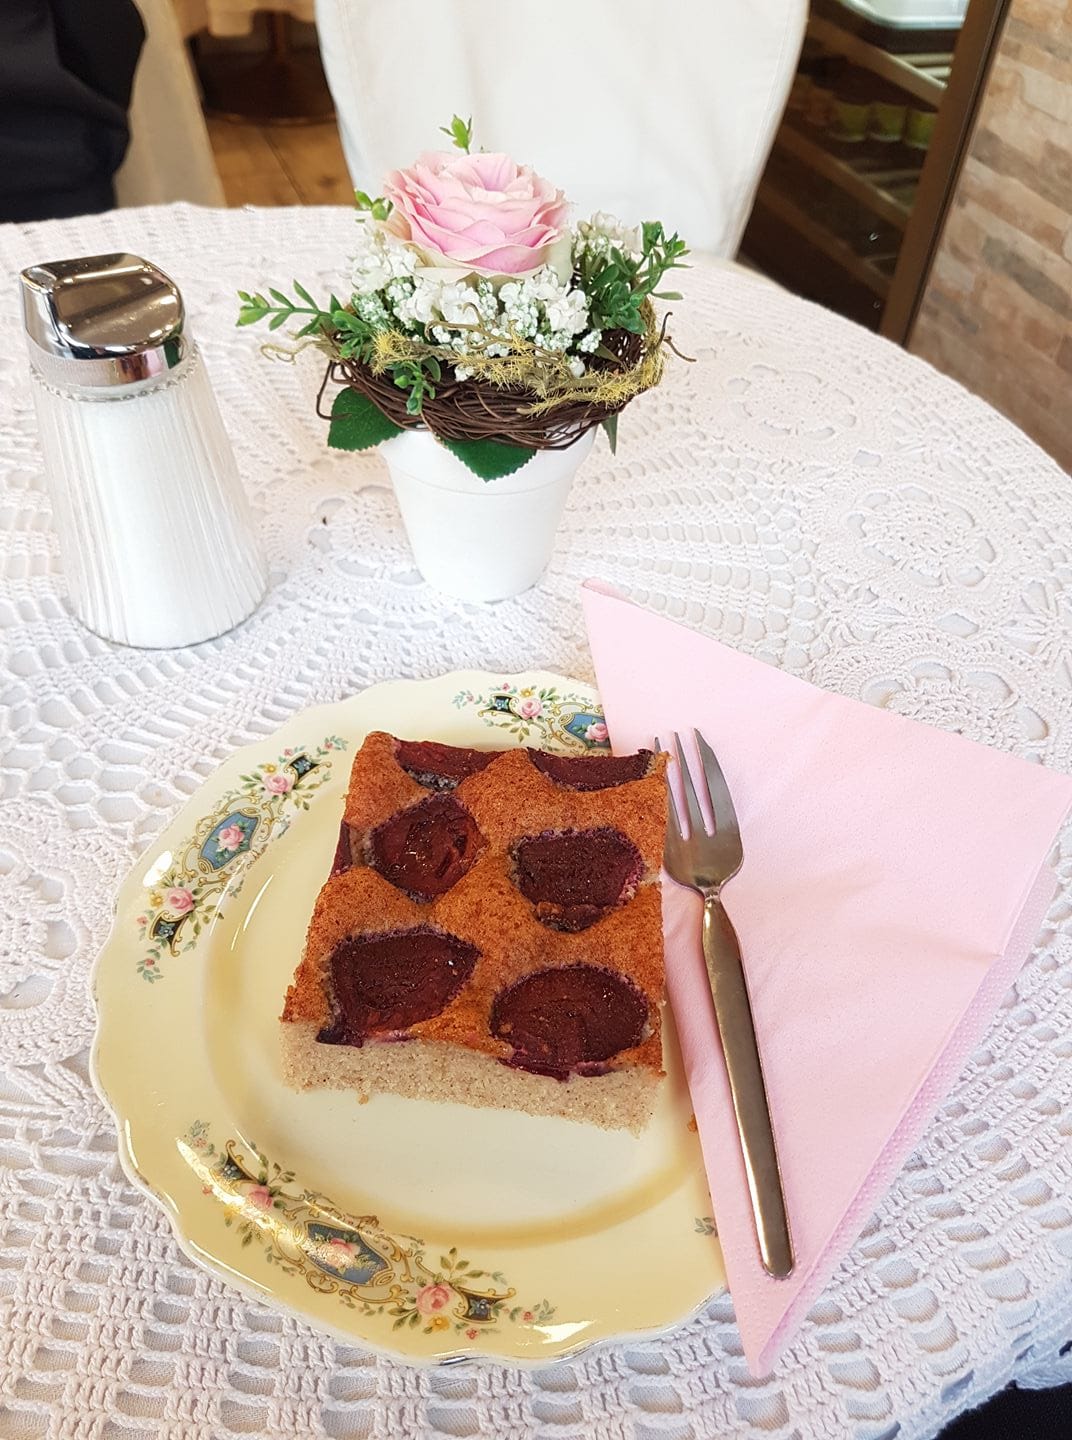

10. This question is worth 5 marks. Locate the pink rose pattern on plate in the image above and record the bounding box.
[415,1282,453,1316]
[451,683,612,752]
[183,1123,558,1344]
[134,737,344,982]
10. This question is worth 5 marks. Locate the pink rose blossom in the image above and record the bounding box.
[246,1185,273,1210]
[217,823,244,852]
[466,1327,478,1340]
[518,697,543,720]
[165,886,194,914]
[585,722,609,744]
[522,1310,534,1323]
[415,1283,453,1316]
[384,150,569,279]
[264,772,294,795]
[323,1238,356,1270]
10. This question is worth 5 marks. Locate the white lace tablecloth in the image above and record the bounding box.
[2,203,1071,1440]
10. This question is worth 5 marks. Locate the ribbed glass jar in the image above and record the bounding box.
[28,344,267,648]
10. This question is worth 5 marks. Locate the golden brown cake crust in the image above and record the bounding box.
[282,733,668,1115]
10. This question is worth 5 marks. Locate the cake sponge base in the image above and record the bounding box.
[280,1022,660,1136]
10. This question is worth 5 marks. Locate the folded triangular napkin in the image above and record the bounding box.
[582,580,1072,1375]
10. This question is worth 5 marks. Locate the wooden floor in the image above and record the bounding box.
[206,114,353,207]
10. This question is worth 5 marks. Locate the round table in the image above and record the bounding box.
[1,204,1070,1440]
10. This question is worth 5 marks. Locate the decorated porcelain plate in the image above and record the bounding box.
[91,672,725,1365]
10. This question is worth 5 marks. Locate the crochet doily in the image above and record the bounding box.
[1,204,1070,1440]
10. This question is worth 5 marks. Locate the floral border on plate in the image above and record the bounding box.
[183,1121,555,1340]
[134,736,346,981]
[452,682,610,749]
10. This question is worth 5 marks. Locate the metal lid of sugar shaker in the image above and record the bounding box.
[19,252,188,389]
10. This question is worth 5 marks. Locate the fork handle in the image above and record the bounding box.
[702,892,794,1278]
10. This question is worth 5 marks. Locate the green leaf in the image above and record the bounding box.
[440,114,473,152]
[269,288,291,307]
[267,311,289,331]
[292,280,316,307]
[601,413,619,455]
[327,389,402,452]
[355,191,392,220]
[443,437,536,481]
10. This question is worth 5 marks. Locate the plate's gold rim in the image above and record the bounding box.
[89,672,725,1368]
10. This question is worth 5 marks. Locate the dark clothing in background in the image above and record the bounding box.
[0,0,145,222]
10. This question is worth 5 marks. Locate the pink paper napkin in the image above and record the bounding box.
[582,580,1072,1376]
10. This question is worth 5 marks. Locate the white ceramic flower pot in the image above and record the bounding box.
[380,427,596,603]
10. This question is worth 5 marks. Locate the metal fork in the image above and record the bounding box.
[658,729,794,1279]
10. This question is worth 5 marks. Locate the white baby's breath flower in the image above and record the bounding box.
[386,242,417,279]
[344,224,603,371]
[351,221,418,297]
[537,329,570,353]
[577,211,643,257]
[354,293,389,326]
[544,290,589,336]
[527,272,564,305]
[438,283,482,329]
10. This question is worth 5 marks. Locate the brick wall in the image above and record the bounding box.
[910,0,1072,471]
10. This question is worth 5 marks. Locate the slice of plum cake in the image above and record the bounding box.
[281,732,667,1133]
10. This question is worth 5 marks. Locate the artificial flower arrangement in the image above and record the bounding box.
[238,116,688,482]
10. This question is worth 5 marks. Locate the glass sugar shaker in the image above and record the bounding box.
[20,252,268,648]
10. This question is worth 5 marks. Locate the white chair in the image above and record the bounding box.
[115,0,225,209]
[314,0,806,258]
